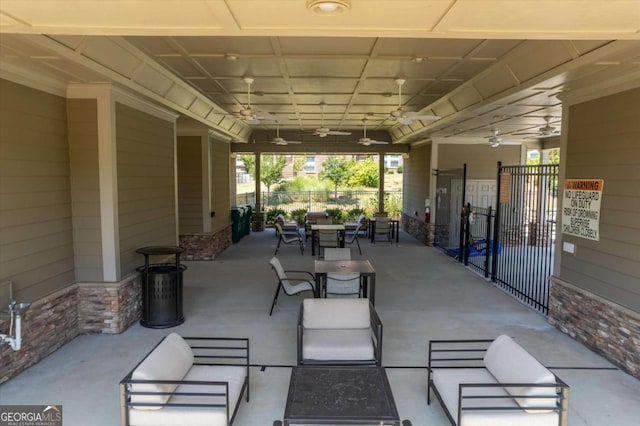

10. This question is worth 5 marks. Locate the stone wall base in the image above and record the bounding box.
[548,276,640,378]
[180,225,232,260]
[1,274,143,383]
[77,274,141,334]
[402,213,433,245]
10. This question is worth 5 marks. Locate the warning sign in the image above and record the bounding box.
[561,179,604,241]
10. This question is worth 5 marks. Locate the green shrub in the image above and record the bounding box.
[325,208,345,223]
[396,165,403,174]
[290,208,308,226]
[266,208,287,224]
[346,207,366,220]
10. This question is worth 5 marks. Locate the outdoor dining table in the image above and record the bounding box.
[310,224,345,256]
[314,259,376,305]
[368,218,400,243]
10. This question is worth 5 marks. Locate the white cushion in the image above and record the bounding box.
[302,328,373,361]
[432,368,559,426]
[302,298,370,329]
[128,365,246,426]
[484,335,558,412]
[130,333,194,409]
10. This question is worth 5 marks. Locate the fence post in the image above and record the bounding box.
[457,164,468,263]
[484,206,492,278]
[491,161,502,282]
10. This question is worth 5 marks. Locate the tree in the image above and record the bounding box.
[261,154,286,196]
[237,154,256,178]
[292,155,306,177]
[320,156,354,198]
[348,158,379,187]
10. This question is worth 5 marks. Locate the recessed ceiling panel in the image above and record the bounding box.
[290,78,358,93]
[157,56,205,78]
[126,36,182,55]
[0,0,224,30]
[192,57,281,78]
[285,58,366,77]
[279,37,376,55]
[173,36,275,55]
[227,0,453,32]
[468,40,522,59]
[436,0,640,35]
[376,38,483,57]
[440,59,496,81]
[293,94,352,104]
[474,65,517,99]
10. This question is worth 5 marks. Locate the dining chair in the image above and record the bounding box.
[323,248,351,261]
[345,223,363,255]
[317,228,339,258]
[373,217,392,243]
[274,222,304,255]
[268,257,315,316]
[325,272,362,298]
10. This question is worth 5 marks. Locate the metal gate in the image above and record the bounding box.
[456,163,558,315]
[433,166,466,255]
[491,163,559,314]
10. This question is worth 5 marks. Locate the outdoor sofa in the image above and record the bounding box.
[120,333,249,426]
[428,334,569,426]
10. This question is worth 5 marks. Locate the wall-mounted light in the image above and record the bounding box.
[307,0,351,15]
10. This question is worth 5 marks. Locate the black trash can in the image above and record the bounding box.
[136,246,186,328]
[231,206,246,243]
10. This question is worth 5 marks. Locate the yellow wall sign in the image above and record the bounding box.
[562,179,604,241]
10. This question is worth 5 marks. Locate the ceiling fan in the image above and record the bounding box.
[313,102,351,137]
[237,77,285,125]
[354,117,388,145]
[487,128,503,147]
[269,121,302,145]
[389,78,441,125]
[514,116,560,138]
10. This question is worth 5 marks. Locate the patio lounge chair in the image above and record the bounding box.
[297,298,382,366]
[268,257,315,316]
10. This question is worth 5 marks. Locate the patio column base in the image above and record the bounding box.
[179,225,232,260]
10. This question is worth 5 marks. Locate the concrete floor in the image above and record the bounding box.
[1,229,639,425]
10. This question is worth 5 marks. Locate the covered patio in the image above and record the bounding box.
[1,229,638,425]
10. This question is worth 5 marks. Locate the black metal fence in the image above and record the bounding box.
[492,163,558,315]
[235,190,403,217]
[452,163,558,315]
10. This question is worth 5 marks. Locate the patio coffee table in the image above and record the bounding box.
[282,366,401,425]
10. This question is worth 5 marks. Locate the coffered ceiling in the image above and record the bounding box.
[1,1,639,149]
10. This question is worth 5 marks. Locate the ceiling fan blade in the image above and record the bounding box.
[327,130,351,135]
[407,114,441,121]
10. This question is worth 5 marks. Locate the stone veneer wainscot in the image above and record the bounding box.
[548,276,640,378]
[180,225,232,261]
[402,212,433,246]
[0,274,141,384]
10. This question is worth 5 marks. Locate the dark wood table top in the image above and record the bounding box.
[284,366,400,424]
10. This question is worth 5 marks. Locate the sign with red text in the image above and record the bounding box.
[562,179,604,241]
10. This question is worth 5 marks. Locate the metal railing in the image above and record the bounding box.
[235,190,402,217]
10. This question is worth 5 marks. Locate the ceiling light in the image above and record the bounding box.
[225,54,238,61]
[307,0,351,15]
